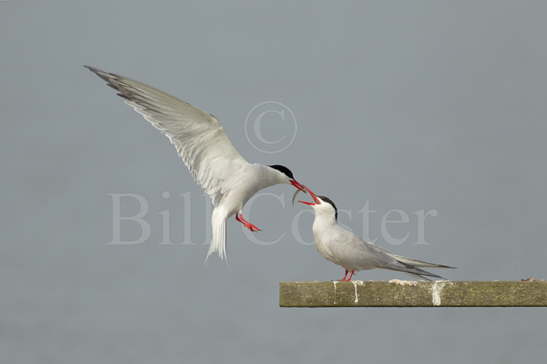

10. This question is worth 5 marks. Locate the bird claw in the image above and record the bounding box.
[246,223,261,232]
[236,214,261,232]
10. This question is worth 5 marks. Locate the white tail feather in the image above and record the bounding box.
[206,207,228,260]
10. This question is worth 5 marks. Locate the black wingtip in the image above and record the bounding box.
[437,264,457,269]
[83,65,102,77]
[83,65,116,84]
[83,65,98,73]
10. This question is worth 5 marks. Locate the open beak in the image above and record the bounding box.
[297,185,321,206]
[290,181,320,206]
[290,179,307,192]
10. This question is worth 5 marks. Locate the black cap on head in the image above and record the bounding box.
[269,165,294,179]
[318,195,338,221]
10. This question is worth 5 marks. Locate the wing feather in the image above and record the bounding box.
[85,66,248,205]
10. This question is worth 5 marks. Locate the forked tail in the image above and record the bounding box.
[386,253,456,281]
[206,207,228,261]
[390,254,456,269]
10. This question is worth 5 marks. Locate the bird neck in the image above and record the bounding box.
[256,164,287,186]
[312,212,337,230]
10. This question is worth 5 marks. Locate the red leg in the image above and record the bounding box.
[347,270,355,281]
[340,269,349,281]
[235,213,261,232]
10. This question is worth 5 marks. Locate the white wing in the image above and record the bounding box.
[86,66,249,205]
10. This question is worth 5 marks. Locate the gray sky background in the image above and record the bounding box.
[2,1,547,363]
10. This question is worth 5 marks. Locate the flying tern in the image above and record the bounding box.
[297,191,455,281]
[85,66,309,260]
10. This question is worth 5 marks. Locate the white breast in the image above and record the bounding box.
[312,218,346,267]
[312,217,380,271]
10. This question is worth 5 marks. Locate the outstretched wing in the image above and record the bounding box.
[85,66,249,205]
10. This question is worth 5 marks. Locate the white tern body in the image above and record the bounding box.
[86,66,306,260]
[302,195,454,280]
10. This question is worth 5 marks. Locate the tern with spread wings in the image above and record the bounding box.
[85,66,309,260]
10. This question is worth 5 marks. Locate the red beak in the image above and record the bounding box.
[290,179,307,192]
[297,185,321,205]
[305,185,320,203]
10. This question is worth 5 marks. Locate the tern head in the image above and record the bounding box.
[268,164,306,192]
[298,194,338,221]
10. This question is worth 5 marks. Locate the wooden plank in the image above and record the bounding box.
[279,280,547,307]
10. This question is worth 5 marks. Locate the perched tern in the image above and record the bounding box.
[85,66,309,260]
[297,191,455,281]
